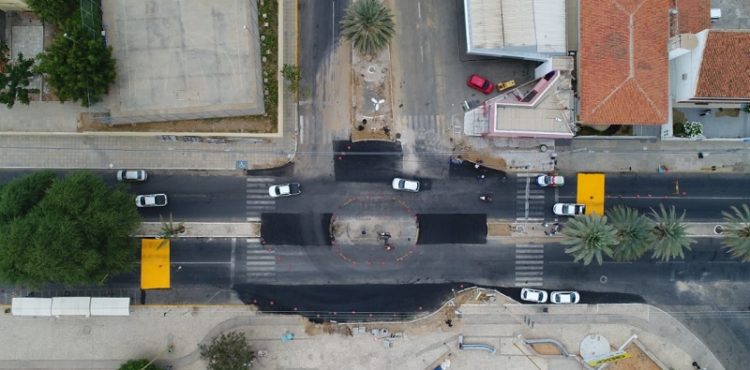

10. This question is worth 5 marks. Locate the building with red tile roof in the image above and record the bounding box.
[676,0,711,35]
[578,0,670,126]
[671,30,750,106]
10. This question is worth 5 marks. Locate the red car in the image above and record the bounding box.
[467,74,494,94]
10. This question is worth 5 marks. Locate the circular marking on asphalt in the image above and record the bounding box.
[600,275,608,284]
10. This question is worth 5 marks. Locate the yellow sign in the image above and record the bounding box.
[586,350,632,366]
[141,239,170,289]
[577,173,605,215]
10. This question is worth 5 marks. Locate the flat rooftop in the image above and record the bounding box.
[102,0,265,122]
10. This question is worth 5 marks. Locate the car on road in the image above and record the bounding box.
[520,288,548,303]
[536,175,564,187]
[268,183,302,198]
[553,203,585,216]
[117,170,148,182]
[550,291,580,304]
[135,194,168,208]
[392,178,420,192]
[467,74,494,94]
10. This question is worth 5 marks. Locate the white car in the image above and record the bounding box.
[536,175,564,187]
[392,178,420,192]
[268,183,302,198]
[550,291,580,304]
[553,203,585,216]
[135,194,168,208]
[117,170,148,182]
[520,288,548,303]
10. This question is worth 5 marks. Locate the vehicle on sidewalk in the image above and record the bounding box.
[135,193,168,207]
[392,178,420,192]
[268,183,302,198]
[553,203,585,216]
[117,170,148,182]
[537,175,564,187]
[520,288,548,303]
[550,291,580,304]
[467,74,494,94]
[496,79,516,92]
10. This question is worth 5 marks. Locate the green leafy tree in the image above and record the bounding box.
[118,359,164,370]
[200,331,256,370]
[721,204,750,262]
[608,205,652,261]
[561,214,617,265]
[0,52,38,108]
[649,205,695,261]
[0,171,141,287]
[36,20,116,107]
[340,0,395,56]
[25,0,79,25]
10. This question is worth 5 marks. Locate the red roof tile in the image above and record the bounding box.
[695,31,750,98]
[677,0,710,34]
[579,0,670,125]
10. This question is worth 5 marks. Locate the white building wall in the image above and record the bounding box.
[670,30,709,102]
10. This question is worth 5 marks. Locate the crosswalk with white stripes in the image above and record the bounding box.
[515,174,546,222]
[514,244,544,287]
[246,177,276,219]
[245,237,276,283]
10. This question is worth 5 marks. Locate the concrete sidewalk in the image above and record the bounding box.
[135,222,261,238]
[557,137,750,173]
[0,135,295,170]
[0,290,722,370]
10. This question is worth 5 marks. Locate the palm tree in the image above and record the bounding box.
[608,205,652,261]
[721,204,750,262]
[340,0,395,56]
[561,214,617,265]
[649,205,695,261]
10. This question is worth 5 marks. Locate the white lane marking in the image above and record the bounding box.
[418,1,422,19]
[230,238,236,288]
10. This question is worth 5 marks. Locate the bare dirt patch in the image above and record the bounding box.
[78,113,276,134]
[530,343,563,355]
[608,341,664,370]
[487,222,512,237]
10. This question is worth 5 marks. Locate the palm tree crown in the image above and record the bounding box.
[649,205,695,261]
[721,204,750,262]
[340,0,395,56]
[608,205,652,261]
[561,214,617,265]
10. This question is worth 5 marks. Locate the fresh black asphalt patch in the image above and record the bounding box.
[334,141,402,182]
[416,214,487,244]
[236,283,460,322]
[261,213,332,246]
[235,284,646,322]
[449,160,509,181]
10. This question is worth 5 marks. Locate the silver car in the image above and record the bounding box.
[392,178,420,192]
[117,170,148,182]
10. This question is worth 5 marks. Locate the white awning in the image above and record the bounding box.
[90,297,130,316]
[51,297,91,317]
[11,297,52,316]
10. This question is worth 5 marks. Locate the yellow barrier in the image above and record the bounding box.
[577,173,605,215]
[141,239,170,289]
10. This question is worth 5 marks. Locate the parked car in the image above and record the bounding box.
[537,175,564,187]
[117,170,148,182]
[268,183,302,198]
[135,194,168,208]
[553,203,585,216]
[550,291,580,304]
[391,178,420,192]
[466,74,494,94]
[520,288,548,303]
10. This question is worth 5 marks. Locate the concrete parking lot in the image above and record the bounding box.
[101,0,265,122]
